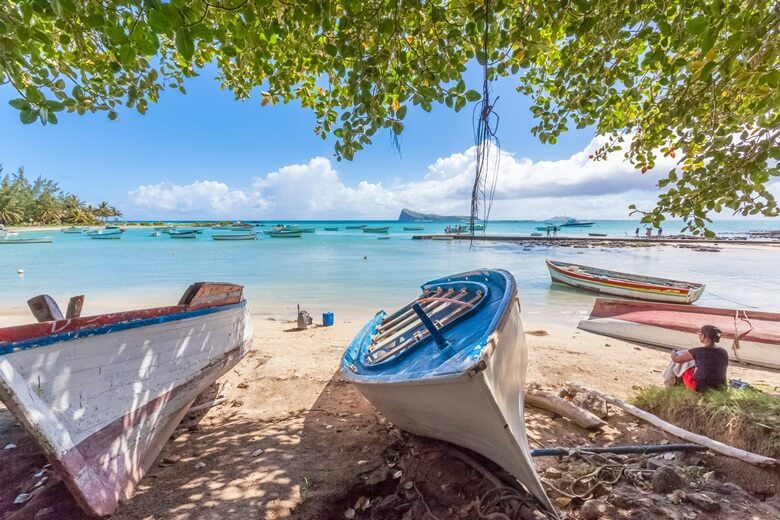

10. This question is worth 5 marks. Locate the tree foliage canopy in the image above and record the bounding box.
[1,0,778,233]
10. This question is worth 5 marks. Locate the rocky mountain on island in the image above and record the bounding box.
[398,208,469,222]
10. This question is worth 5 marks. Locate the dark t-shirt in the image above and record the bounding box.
[690,347,728,392]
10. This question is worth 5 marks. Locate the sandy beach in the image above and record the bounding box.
[2,310,779,519]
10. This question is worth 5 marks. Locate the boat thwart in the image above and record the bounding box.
[341,269,555,515]
[0,283,253,516]
[578,298,780,370]
[546,259,705,304]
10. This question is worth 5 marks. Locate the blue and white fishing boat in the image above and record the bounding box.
[341,269,554,515]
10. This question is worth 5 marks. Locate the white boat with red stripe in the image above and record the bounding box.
[0,282,253,516]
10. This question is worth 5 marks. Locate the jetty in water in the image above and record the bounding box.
[412,234,780,247]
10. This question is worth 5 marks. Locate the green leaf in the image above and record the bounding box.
[175,30,195,60]
[686,17,707,35]
[465,90,481,102]
[396,105,407,120]
[8,99,30,110]
[392,121,404,135]
[20,109,38,124]
[44,100,66,112]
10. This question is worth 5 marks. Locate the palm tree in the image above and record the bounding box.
[108,205,123,220]
[94,201,111,222]
[0,195,23,225]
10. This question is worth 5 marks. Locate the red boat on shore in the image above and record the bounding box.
[578,298,780,370]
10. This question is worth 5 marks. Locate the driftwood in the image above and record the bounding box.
[525,387,606,430]
[567,382,779,468]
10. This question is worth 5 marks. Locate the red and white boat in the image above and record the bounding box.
[0,283,253,516]
[578,298,780,370]
[546,259,705,304]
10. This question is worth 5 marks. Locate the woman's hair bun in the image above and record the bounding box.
[700,325,722,343]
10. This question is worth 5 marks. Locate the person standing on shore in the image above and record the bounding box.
[645,227,652,238]
[658,227,663,237]
[546,225,551,237]
[668,325,728,392]
[553,225,558,237]
[635,227,640,238]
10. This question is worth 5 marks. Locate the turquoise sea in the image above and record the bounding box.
[1,219,778,324]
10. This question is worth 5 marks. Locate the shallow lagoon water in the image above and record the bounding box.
[1,220,778,324]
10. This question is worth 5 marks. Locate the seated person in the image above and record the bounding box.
[669,325,728,392]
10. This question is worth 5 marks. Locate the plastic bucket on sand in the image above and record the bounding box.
[322,312,334,327]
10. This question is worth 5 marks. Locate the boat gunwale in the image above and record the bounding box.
[0,301,246,355]
[547,259,703,293]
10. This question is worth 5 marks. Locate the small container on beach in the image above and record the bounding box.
[322,312,334,327]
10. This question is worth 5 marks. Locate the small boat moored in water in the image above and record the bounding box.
[88,230,121,240]
[578,298,780,370]
[60,226,86,234]
[0,236,53,244]
[546,259,705,304]
[588,233,608,237]
[363,226,390,233]
[212,232,257,240]
[345,224,367,229]
[0,282,253,516]
[402,226,424,231]
[341,269,555,515]
[169,230,198,239]
[267,230,303,238]
[323,227,339,231]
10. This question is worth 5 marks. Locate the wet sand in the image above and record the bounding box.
[2,315,779,519]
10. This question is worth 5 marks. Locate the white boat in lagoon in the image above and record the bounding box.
[341,270,555,515]
[546,259,705,304]
[578,298,780,370]
[0,283,253,516]
[60,226,86,234]
[212,232,257,240]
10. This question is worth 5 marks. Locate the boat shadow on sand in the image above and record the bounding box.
[2,368,555,519]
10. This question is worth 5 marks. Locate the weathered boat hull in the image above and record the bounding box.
[547,259,705,304]
[578,298,780,370]
[341,270,555,515]
[362,226,389,233]
[0,285,253,516]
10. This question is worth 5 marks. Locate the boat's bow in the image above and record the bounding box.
[341,269,556,515]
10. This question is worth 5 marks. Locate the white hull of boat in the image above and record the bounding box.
[548,264,703,304]
[578,317,778,370]
[0,304,253,515]
[350,299,553,513]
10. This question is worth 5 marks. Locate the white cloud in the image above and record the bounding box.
[129,180,253,216]
[125,137,700,220]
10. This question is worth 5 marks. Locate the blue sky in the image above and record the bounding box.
[0,66,687,220]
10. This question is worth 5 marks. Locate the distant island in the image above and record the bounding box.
[397,208,469,222]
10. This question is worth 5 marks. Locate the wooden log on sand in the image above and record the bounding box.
[525,387,607,429]
[567,382,779,468]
